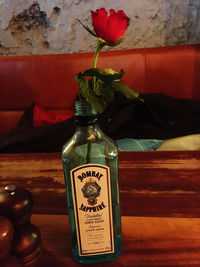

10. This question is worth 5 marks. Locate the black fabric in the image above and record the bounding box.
[0,104,76,153]
[1,93,200,153]
[100,93,200,139]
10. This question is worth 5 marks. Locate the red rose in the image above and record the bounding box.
[91,8,130,43]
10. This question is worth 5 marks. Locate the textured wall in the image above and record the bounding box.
[0,0,200,56]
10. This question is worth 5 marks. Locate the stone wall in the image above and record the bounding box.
[0,0,200,56]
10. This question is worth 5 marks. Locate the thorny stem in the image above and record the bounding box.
[86,139,92,164]
[86,39,105,164]
[92,39,104,92]
[93,39,103,68]
[86,39,104,164]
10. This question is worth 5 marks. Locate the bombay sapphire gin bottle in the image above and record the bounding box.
[62,100,122,264]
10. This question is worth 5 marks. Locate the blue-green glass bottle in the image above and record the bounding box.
[62,100,122,264]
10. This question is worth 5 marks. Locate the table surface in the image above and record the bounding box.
[1,151,200,266]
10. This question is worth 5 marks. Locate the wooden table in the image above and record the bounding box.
[1,151,200,266]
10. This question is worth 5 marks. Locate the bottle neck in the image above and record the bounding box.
[75,100,98,127]
[76,115,98,127]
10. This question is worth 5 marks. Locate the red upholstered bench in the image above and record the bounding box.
[0,44,200,138]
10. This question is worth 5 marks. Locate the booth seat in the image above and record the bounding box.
[0,44,200,138]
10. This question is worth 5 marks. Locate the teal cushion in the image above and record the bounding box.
[116,138,164,151]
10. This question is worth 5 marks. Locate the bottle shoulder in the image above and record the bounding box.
[64,126,116,146]
[62,126,117,157]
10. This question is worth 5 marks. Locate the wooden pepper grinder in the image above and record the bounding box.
[0,185,43,266]
[0,215,14,260]
[0,213,23,266]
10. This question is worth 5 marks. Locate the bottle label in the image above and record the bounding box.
[70,164,114,256]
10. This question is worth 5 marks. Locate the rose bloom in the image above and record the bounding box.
[91,8,130,43]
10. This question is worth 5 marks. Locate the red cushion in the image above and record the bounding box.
[33,104,74,126]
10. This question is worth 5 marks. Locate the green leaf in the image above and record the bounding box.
[82,68,125,83]
[103,68,118,75]
[95,81,115,100]
[86,95,106,114]
[111,81,139,100]
[75,73,89,98]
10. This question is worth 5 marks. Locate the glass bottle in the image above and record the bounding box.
[62,100,122,264]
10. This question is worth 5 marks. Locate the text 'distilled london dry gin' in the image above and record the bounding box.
[62,100,122,264]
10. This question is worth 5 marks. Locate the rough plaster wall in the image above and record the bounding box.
[0,0,200,56]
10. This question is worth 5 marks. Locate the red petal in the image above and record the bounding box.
[91,8,130,43]
[91,8,108,40]
[105,10,130,42]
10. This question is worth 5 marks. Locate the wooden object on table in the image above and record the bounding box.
[1,151,200,266]
[0,186,43,266]
[0,216,14,260]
